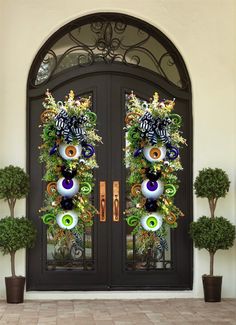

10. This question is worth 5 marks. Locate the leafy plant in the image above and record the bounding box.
[0,165,29,217]
[0,165,36,278]
[190,216,235,275]
[194,168,230,218]
[0,217,36,277]
[190,168,235,275]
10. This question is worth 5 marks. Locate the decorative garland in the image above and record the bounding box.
[39,90,102,242]
[124,92,186,256]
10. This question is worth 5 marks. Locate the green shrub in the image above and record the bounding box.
[194,168,230,218]
[0,165,29,217]
[191,168,235,275]
[0,217,36,277]
[190,216,235,254]
[194,168,230,199]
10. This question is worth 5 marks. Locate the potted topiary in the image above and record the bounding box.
[0,165,36,303]
[190,168,235,302]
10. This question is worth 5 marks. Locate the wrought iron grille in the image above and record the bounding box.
[126,234,172,271]
[47,223,95,271]
[33,17,187,89]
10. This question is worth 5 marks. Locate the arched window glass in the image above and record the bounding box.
[34,19,187,89]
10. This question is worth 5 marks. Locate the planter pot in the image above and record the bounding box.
[5,276,25,303]
[202,275,222,302]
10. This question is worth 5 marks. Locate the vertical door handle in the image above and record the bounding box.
[99,181,106,222]
[113,181,120,222]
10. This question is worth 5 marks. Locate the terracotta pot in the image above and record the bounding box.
[5,276,25,303]
[202,275,222,302]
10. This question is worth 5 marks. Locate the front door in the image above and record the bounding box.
[27,66,192,290]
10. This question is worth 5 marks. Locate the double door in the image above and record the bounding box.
[27,68,192,290]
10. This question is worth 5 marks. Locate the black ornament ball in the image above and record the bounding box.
[145,199,157,212]
[145,168,161,181]
[80,139,88,147]
[61,166,77,179]
[61,197,74,210]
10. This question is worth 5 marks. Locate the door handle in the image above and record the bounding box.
[99,181,106,222]
[113,181,120,222]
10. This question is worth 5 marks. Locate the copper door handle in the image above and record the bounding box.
[113,181,120,222]
[99,181,106,222]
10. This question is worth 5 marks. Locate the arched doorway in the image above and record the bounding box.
[27,13,192,290]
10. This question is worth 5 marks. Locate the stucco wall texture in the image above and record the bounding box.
[0,0,236,299]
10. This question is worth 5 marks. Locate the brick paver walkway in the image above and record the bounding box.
[0,299,235,324]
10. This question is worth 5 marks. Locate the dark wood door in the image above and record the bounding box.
[27,66,192,290]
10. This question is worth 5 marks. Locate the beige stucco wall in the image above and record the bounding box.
[0,0,236,299]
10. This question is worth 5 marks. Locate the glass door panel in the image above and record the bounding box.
[47,224,94,271]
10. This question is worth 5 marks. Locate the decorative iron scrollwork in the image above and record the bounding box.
[33,19,187,89]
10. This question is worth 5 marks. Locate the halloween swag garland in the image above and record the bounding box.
[124,92,186,256]
[39,90,102,239]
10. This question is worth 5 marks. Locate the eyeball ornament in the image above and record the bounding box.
[140,213,163,231]
[56,211,78,229]
[57,177,79,198]
[141,179,164,199]
[58,143,82,160]
[143,146,166,162]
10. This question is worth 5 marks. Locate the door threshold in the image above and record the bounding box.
[25,290,194,300]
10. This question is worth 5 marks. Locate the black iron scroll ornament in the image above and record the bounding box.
[31,16,188,89]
